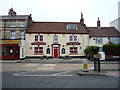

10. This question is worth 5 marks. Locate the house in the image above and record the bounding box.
[25,13,89,58]
[88,18,120,47]
[0,8,32,60]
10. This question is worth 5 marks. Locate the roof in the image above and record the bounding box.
[88,27,120,37]
[0,15,30,20]
[27,22,89,34]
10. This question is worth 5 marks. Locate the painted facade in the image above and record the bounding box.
[25,33,89,58]
[0,8,32,59]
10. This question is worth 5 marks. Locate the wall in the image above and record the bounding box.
[89,37,109,47]
[25,33,89,57]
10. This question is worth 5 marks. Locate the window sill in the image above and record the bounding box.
[69,53,78,55]
[34,53,43,55]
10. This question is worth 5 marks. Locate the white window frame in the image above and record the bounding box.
[96,37,102,44]
[109,37,119,44]
[66,24,78,30]
[19,21,25,27]
[20,31,24,39]
[10,31,15,39]
[53,35,58,42]
[69,35,78,42]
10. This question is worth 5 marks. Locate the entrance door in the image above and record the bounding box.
[53,45,59,58]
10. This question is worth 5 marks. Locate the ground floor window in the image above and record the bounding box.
[2,46,14,55]
[69,47,77,54]
[62,48,65,54]
[46,48,50,54]
[34,47,43,54]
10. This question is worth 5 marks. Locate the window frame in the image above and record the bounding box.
[69,35,78,42]
[69,47,78,54]
[96,37,102,44]
[34,47,43,55]
[35,35,43,41]
[66,24,78,30]
[53,35,58,42]
[10,31,15,39]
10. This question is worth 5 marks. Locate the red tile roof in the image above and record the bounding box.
[27,22,89,34]
[88,27,120,37]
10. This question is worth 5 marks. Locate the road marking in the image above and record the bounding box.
[44,64,56,67]
[52,71,71,76]
[13,74,73,77]
[23,64,39,67]
[13,71,73,77]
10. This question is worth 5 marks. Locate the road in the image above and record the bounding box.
[1,63,119,88]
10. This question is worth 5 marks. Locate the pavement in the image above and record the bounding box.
[0,58,92,63]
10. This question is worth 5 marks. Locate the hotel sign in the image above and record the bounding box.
[0,40,21,44]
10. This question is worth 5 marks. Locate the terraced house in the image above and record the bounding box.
[1,9,120,59]
[0,8,32,59]
[25,14,120,58]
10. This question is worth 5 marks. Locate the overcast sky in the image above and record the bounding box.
[0,0,119,27]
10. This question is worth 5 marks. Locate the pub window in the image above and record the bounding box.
[46,48,50,54]
[35,35,43,41]
[70,47,77,54]
[53,35,58,42]
[62,48,65,54]
[34,47,43,54]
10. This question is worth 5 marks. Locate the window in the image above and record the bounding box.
[62,48,65,54]
[46,48,50,54]
[53,35,58,42]
[69,35,77,42]
[20,31,24,39]
[34,47,43,54]
[70,47,77,54]
[19,21,25,27]
[2,46,14,55]
[10,21,16,27]
[66,24,78,30]
[109,37,120,44]
[35,35,43,41]
[96,37,102,44]
[10,31,15,39]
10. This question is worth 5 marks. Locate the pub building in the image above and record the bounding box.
[0,8,32,60]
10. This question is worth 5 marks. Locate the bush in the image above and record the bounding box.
[84,46,99,55]
[103,44,120,55]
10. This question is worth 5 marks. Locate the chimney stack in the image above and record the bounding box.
[97,17,101,28]
[80,12,84,24]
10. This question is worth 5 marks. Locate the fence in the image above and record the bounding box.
[94,58,120,72]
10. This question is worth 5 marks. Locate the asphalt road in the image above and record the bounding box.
[1,63,119,88]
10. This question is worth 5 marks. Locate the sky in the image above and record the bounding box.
[0,0,120,27]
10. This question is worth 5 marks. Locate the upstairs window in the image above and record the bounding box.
[10,31,15,39]
[19,21,25,27]
[53,35,58,42]
[35,35,43,41]
[96,37,102,44]
[69,35,78,42]
[20,31,24,39]
[109,37,120,44]
[66,24,78,30]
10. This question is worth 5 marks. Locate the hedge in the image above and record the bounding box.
[103,44,120,55]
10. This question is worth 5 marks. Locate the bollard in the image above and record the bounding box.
[82,59,88,72]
